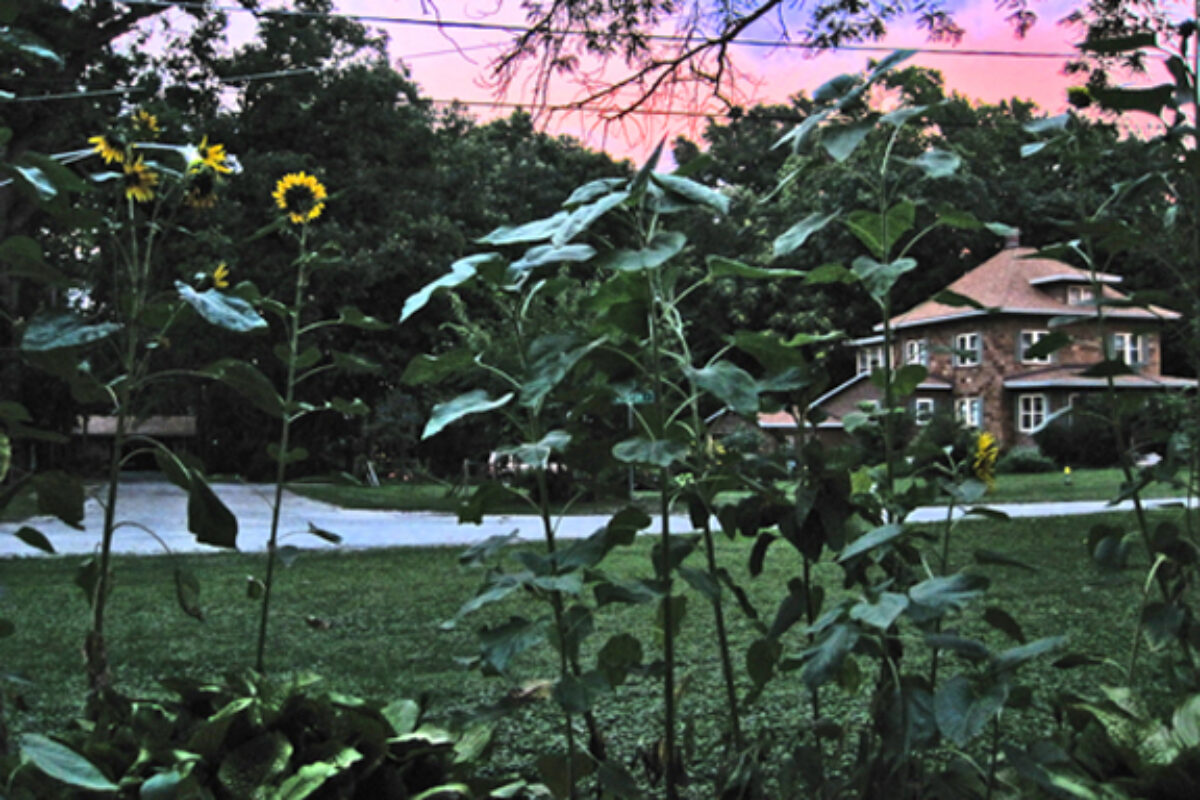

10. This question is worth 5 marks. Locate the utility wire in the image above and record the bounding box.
[119,0,1084,59]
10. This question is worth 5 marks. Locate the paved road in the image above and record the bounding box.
[0,481,1194,558]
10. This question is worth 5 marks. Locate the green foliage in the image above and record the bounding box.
[995,446,1058,474]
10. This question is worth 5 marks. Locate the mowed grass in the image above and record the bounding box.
[0,510,1189,794]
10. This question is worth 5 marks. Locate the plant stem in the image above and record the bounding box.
[255,233,308,672]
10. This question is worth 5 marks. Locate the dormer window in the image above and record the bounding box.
[1067,285,1095,306]
[1020,330,1052,364]
[856,346,885,375]
[954,332,981,367]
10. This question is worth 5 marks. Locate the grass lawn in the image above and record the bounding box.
[292,468,1191,516]
[0,509,1191,795]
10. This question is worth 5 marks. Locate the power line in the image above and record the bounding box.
[120,0,1084,60]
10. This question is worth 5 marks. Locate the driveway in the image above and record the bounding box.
[0,480,1194,558]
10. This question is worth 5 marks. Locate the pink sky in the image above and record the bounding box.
[331,1,1177,161]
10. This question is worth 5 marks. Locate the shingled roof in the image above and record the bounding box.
[880,246,1181,331]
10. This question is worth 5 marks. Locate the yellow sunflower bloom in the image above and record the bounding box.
[272,172,327,225]
[185,169,218,209]
[213,263,230,290]
[132,109,160,136]
[193,135,232,174]
[972,430,999,491]
[123,156,158,203]
[88,134,126,165]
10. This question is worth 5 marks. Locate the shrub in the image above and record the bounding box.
[996,446,1058,474]
[1035,403,1120,467]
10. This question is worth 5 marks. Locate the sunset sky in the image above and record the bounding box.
[258,1,1181,160]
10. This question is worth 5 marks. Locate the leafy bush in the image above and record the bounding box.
[6,672,544,799]
[1035,403,1121,467]
[996,446,1057,474]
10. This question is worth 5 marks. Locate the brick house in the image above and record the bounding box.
[763,238,1195,450]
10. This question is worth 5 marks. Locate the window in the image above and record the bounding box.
[913,397,935,425]
[954,332,981,367]
[955,397,982,428]
[856,346,885,375]
[1020,329,1052,364]
[904,338,928,366]
[1017,394,1048,433]
[1067,285,1095,306]
[1109,333,1147,367]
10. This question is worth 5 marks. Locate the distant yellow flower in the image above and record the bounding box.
[88,134,126,165]
[132,109,160,135]
[212,263,230,289]
[192,135,232,174]
[122,156,158,203]
[973,430,999,490]
[272,172,326,225]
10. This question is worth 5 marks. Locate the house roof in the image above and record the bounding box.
[880,246,1181,332]
[1003,367,1197,391]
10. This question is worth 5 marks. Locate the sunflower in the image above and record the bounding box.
[212,262,230,290]
[185,169,218,209]
[123,156,158,203]
[88,134,126,165]
[192,135,232,174]
[132,109,160,136]
[972,430,999,491]
[272,172,327,225]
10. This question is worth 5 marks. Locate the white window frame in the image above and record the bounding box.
[1017,393,1048,433]
[1067,285,1094,306]
[913,397,935,426]
[1020,329,1052,364]
[955,397,982,428]
[904,338,928,366]
[856,345,885,375]
[1109,332,1146,367]
[954,332,981,367]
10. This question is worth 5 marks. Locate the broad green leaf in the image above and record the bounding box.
[804,263,856,284]
[8,162,57,201]
[423,390,513,440]
[14,526,54,553]
[799,623,858,690]
[612,437,688,468]
[563,178,626,208]
[935,205,983,230]
[75,557,102,608]
[477,211,568,245]
[0,430,8,482]
[400,253,504,323]
[330,351,381,374]
[931,289,987,309]
[839,524,904,562]
[512,243,596,271]
[187,475,238,549]
[272,748,362,800]
[552,191,629,246]
[1142,602,1185,650]
[774,211,839,258]
[684,360,759,417]
[849,592,908,629]
[707,255,804,280]
[890,364,927,398]
[880,105,928,127]
[203,359,284,418]
[176,282,267,332]
[747,636,782,691]
[0,235,66,284]
[910,148,961,179]
[32,471,84,529]
[174,567,204,621]
[1020,141,1050,158]
[496,430,571,470]
[154,446,193,492]
[656,594,688,638]
[934,675,1007,747]
[814,73,859,103]
[907,573,988,622]
[992,635,1066,672]
[20,312,120,351]
[19,733,118,792]
[1,27,61,64]
[730,330,808,372]
[521,336,602,407]
[1022,114,1071,135]
[852,256,917,302]
[678,565,720,601]
[651,173,729,214]
[537,753,595,800]
[267,443,309,465]
[604,231,686,272]
[597,633,643,687]
[402,348,476,385]
[218,732,293,796]
[774,108,832,153]
[326,397,369,417]
[336,305,389,330]
[1024,331,1071,360]
[845,201,916,260]
[1079,359,1133,378]
[480,616,545,674]
[983,606,1027,644]
[925,633,990,661]
[974,549,1037,572]
[821,120,874,162]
